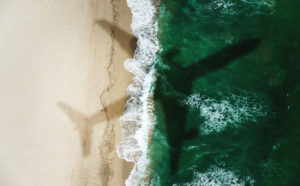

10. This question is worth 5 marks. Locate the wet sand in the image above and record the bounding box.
[0,0,134,185]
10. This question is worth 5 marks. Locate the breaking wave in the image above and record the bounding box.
[117,0,159,185]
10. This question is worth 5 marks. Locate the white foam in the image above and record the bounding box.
[117,0,159,185]
[182,92,269,135]
[173,166,255,186]
[190,0,274,16]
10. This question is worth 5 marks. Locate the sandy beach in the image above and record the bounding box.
[0,0,134,185]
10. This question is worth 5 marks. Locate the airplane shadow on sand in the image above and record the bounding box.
[58,97,127,157]
[58,20,137,158]
[96,19,137,58]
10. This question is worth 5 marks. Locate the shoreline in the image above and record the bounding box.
[117,0,161,185]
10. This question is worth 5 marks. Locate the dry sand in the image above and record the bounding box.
[0,0,135,185]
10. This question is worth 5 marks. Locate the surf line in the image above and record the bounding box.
[117,0,160,185]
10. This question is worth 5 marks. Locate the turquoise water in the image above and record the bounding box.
[149,0,300,185]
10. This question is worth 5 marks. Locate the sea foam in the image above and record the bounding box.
[117,0,159,185]
[173,166,254,186]
[181,92,269,135]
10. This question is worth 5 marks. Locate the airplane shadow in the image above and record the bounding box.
[57,97,127,157]
[96,19,137,58]
[156,38,261,174]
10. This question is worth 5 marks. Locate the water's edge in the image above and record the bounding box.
[117,0,159,185]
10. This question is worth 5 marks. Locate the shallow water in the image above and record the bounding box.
[150,0,300,185]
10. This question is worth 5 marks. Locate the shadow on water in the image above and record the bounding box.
[58,97,126,157]
[96,19,137,58]
[156,38,261,173]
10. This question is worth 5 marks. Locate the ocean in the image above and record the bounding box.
[149,0,300,185]
[119,0,300,185]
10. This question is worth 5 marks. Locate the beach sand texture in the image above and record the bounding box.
[0,0,135,185]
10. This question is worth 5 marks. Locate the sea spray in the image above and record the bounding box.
[117,0,159,185]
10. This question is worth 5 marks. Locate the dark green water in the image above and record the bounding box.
[149,0,300,185]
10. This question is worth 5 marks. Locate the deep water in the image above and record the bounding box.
[149,0,300,185]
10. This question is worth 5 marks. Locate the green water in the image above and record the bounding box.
[149,0,300,185]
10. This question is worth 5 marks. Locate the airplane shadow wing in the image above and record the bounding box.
[96,19,137,57]
[186,38,261,80]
